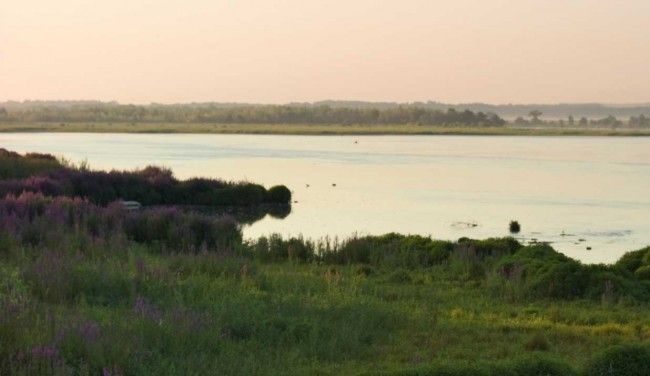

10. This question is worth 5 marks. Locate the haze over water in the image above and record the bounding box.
[2,132,648,264]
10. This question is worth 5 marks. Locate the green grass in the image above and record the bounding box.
[3,249,649,375]
[1,122,649,136]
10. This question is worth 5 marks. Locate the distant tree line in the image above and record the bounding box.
[0,104,505,126]
[513,110,649,127]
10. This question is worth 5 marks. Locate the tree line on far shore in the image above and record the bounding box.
[514,110,650,127]
[0,104,506,126]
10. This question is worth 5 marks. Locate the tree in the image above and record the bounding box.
[568,115,574,126]
[579,117,588,126]
[640,114,649,127]
[592,115,621,127]
[528,110,542,123]
[514,116,528,125]
[629,114,649,127]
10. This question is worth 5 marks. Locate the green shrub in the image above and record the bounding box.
[266,185,292,204]
[615,247,649,274]
[583,344,650,376]
[454,237,521,260]
[634,265,650,280]
[0,148,63,179]
[325,233,454,268]
[509,220,521,234]
[489,244,650,301]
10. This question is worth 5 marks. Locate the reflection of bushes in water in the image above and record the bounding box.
[186,203,291,225]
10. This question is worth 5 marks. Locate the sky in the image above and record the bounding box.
[1,0,649,104]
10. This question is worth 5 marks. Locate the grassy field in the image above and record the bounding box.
[2,237,649,375]
[1,122,650,136]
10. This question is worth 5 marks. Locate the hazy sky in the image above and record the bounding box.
[1,0,649,104]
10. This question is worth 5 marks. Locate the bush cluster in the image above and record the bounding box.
[0,150,291,206]
[0,148,63,179]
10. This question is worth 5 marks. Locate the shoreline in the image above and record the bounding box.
[1,122,649,136]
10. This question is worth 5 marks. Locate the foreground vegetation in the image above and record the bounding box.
[2,122,650,136]
[1,149,649,375]
[0,194,649,375]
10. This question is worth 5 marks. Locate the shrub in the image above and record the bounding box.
[615,247,649,273]
[583,344,650,376]
[323,234,454,268]
[266,185,292,204]
[454,237,521,260]
[0,148,63,179]
[509,220,521,234]
[0,155,291,208]
[490,244,650,301]
[634,265,650,280]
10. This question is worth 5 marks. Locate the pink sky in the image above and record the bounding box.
[1,0,649,104]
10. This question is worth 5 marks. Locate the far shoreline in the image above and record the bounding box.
[1,122,649,136]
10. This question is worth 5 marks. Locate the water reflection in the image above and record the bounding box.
[1,132,648,264]
[177,204,291,225]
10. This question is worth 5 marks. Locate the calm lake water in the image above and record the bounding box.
[2,133,649,264]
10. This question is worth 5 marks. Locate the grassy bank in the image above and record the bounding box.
[1,122,650,136]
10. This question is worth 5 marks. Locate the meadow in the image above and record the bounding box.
[2,122,650,136]
[0,149,649,375]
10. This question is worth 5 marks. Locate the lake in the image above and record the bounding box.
[1,132,649,264]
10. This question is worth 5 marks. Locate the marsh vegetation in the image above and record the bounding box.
[0,149,648,375]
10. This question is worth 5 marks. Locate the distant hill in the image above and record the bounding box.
[2,100,649,121]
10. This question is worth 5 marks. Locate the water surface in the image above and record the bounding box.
[2,133,649,263]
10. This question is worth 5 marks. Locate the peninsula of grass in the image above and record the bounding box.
[1,122,650,136]
[0,148,292,207]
